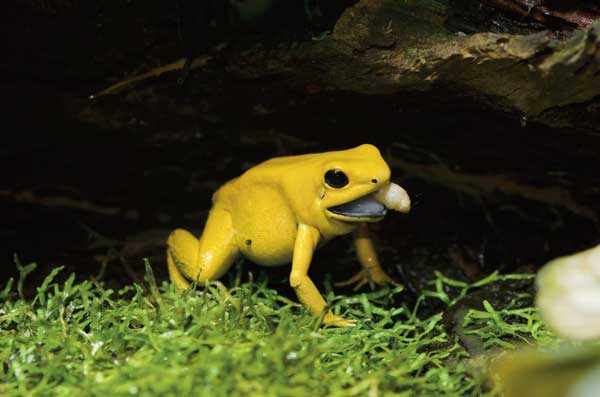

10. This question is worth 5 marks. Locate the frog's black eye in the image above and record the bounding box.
[324,169,349,188]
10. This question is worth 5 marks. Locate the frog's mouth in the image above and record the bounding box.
[327,195,387,221]
[326,182,411,222]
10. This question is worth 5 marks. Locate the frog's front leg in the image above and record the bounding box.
[290,224,355,327]
[166,205,240,288]
[335,223,395,291]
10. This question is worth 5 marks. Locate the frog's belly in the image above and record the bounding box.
[232,192,298,267]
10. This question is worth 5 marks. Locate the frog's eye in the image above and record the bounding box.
[324,169,349,188]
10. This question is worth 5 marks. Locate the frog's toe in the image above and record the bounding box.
[334,270,370,291]
[370,271,397,286]
[323,312,356,327]
[335,269,397,291]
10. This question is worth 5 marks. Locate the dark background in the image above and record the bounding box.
[2,0,599,297]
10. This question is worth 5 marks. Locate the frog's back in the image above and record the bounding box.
[244,145,384,180]
[240,152,327,182]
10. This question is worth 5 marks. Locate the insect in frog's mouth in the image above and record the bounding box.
[327,195,387,219]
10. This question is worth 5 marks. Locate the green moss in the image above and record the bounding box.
[0,262,555,397]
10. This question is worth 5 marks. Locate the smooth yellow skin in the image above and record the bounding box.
[166,144,408,326]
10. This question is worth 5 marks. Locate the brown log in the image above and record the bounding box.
[481,0,600,29]
[89,0,600,131]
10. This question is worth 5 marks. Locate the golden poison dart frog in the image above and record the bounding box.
[166,144,410,326]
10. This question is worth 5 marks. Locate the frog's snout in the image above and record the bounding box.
[373,183,411,213]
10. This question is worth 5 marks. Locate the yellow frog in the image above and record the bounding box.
[166,144,410,326]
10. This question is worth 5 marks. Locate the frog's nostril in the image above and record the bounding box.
[371,179,378,184]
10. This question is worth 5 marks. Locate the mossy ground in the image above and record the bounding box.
[1,261,556,397]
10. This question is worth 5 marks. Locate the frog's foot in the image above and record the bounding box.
[335,268,396,291]
[323,311,356,327]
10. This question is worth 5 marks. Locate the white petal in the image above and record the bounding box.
[536,244,600,340]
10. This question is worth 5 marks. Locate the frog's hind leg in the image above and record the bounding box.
[166,206,240,288]
[167,229,196,288]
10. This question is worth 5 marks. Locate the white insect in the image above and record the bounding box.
[374,182,411,213]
